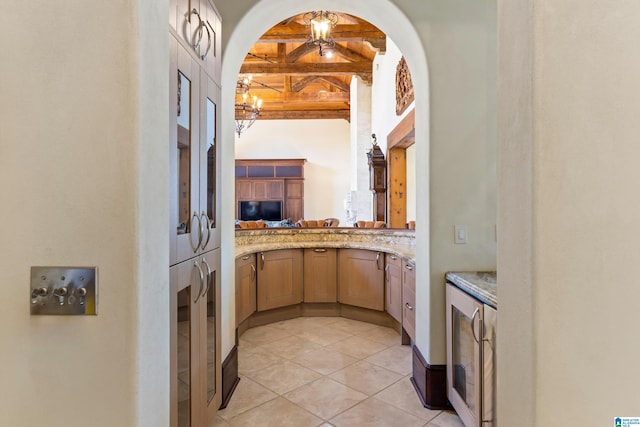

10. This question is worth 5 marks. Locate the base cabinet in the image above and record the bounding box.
[235,254,256,326]
[402,260,416,341]
[257,249,303,311]
[385,254,403,322]
[171,249,221,427]
[446,283,496,427]
[303,248,337,302]
[338,249,385,311]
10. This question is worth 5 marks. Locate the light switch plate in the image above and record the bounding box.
[454,225,467,244]
[30,267,98,315]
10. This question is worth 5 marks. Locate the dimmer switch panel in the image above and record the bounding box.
[30,267,98,315]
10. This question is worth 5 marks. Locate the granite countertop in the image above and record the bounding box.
[235,228,415,262]
[446,271,497,308]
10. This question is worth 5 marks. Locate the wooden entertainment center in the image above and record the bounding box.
[235,159,306,222]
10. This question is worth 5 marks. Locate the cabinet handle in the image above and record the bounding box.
[241,255,250,261]
[260,253,265,270]
[376,252,381,270]
[193,261,205,303]
[404,264,414,271]
[471,307,480,344]
[313,248,327,253]
[390,255,397,260]
[201,258,212,297]
[200,20,213,60]
[200,211,211,250]
[190,211,203,253]
[250,264,256,283]
[385,264,389,283]
[189,8,204,51]
[405,302,414,311]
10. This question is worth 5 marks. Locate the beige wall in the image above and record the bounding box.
[0,0,169,426]
[499,0,640,424]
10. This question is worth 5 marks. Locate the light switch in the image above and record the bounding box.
[30,267,98,315]
[454,225,467,244]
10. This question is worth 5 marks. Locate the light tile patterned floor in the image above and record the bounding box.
[214,317,464,427]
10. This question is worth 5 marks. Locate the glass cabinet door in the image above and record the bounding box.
[200,74,221,252]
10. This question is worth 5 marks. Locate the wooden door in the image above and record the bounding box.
[257,250,303,311]
[303,248,337,303]
[286,180,304,222]
[338,249,385,311]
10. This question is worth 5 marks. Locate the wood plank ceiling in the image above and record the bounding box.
[237,12,386,121]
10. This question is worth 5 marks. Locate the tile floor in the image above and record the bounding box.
[213,316,464,427]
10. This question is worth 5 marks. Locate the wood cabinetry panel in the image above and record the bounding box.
[385,254,403,322]
[338,249,385,311]
[402,260,416,341]
[257,250,303,311]
[235,254,256,326]
[304,248,337,302]
[253,181,268,199]
[237,181,252,200]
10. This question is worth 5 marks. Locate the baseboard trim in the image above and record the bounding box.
[219,344,240,410]
[410,345,449,410]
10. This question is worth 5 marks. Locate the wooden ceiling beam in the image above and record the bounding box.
[255,109,350,120]
[291,76,319,92]
[258,23,385,43]
[331,44,370,63]
[286,44,313,63]
[240,61,372,77]
[258,91,350,103]
[316,76,351,92]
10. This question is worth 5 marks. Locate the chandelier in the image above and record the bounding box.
[304,11,338,57]
[235,76,262,138]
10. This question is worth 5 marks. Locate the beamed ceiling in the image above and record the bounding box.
[237,12,386,121]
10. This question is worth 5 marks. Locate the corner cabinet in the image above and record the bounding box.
[169,1,222,426]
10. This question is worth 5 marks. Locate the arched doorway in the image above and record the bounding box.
[219,0,430,364]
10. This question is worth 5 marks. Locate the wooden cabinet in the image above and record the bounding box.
[385,254,403,322]
[171,249,221,427]
[170,35,221,266]
[303,248,337,303]
[235,254,256,326]
[402,259,416,341]
[285,180,304,223]
[235,159,305,221]
[257,250,303,311]
[338,249,385,311]
[169,2,221,425]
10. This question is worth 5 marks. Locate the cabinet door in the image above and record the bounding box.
[235,254,257,325]
[446,284,483,427]
[171,38,201,265]
[257,250,303,311]
[402,261,416,341]
[268,180,284,200]
[201,0,221,82]
[199,73,221,252]
[171,259,206,427]
[338,249,385,311]
[286,180,304,222]
[385,254,402,322]
[199,249,221,423]
[253,181,269,199]
[236,181,252,200]
[304,248,337,303]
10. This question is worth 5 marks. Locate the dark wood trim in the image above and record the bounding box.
[410,345,450,410]
[387,108,415,150]
[219,345,240,410]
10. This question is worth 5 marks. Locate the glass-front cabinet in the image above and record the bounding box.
[169,0,221,425]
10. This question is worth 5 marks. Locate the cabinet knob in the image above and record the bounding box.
[405,302,414,311]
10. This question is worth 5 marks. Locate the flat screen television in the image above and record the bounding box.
[239,201,283,221]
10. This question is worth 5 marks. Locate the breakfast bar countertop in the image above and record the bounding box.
[446,271,497,308]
